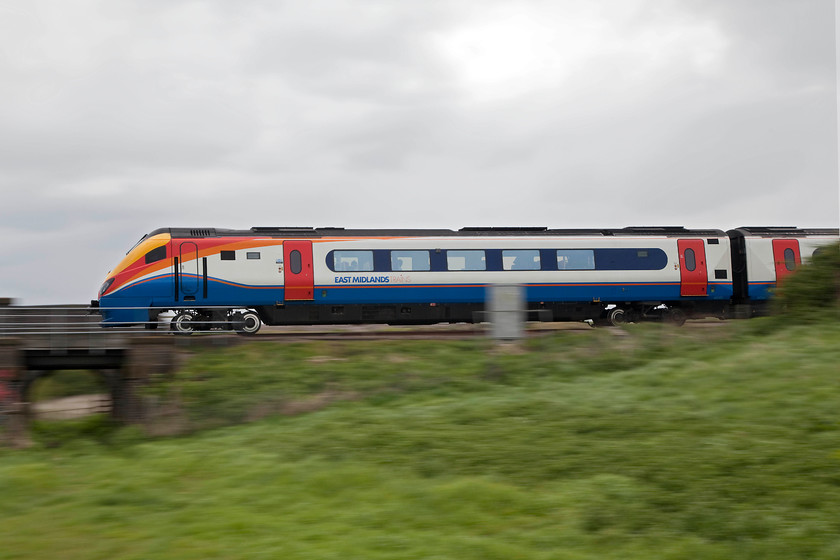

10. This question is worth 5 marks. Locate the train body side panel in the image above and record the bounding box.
[308,235,733,306]
[99,228,744,325]
[734,232,839,302]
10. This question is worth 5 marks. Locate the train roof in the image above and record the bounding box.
[727,227,840,238]
[146,226,730,239]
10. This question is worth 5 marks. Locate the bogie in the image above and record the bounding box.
[170,311,197,335]
[231,310,262,335]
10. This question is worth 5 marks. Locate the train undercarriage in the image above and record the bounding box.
[157,300,733,334]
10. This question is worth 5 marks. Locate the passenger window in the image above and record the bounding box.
[290,250,302,274]
[247,252,261,260]
[334,250,374,272]
[390,251,430,271]
[144,245,167,264]
[503,250,540,270]
[684,248,696,271]
[446,250,486,271]
[221,251,235,261]
[591,248,667,270]
[556,250,595,270]
[784,248,796,271]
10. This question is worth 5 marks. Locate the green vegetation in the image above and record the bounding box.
[1,252,838,559]
[29,370,105,402]
[772,241,840,321]
[2,318,839,559]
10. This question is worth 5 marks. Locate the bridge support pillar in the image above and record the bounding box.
[114,338,176,424]
[0,338,31,448]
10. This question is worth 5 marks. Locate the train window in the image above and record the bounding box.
[221,251,235,261]
[556,250,595,270]
[391,251,430,271]
[144,245,167,264]
[715,269,728,279]
[247,252,261,260]
[334,250,374,272]
[290,250,302,274]
[684,248,696,271]
[127,234,149,255]
[446,250,486,271]
[593,248,668,270]
[784,248,796,271]
[503,250,540,270]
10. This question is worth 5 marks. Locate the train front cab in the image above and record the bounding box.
[97,230,174,326]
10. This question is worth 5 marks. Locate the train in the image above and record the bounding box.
[93,225,839,333]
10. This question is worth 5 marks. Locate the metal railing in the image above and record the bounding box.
[0,305,257,348]
[0,305,163,348]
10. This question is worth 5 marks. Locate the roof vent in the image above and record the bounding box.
[459,227,548,233]
[622,226,687,232]
[250,227,319,236]
[189,228,216,237]
[251,227,315,232]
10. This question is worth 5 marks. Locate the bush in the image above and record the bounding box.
[772,242,840,322]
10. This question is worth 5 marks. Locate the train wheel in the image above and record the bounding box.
[170,311,196,335]
[608,308,627,326]
[233,311,262,335]
[666,308,687,327]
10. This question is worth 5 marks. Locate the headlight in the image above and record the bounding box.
[99,278,115,297]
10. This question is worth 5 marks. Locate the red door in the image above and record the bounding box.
[677,239,708,296]
[772,239,800,282]
[283,240,314,300]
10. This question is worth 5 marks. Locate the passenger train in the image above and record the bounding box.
[94,226,839,333]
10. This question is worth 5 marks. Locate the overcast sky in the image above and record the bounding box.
[1,0,838,304]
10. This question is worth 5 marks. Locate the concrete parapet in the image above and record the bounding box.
[124,337,176,380]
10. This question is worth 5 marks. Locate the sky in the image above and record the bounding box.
[1,0,838,304]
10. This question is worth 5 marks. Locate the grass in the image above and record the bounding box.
[7,247,839,558]
[1,318,840,559]
[28,370,106,402]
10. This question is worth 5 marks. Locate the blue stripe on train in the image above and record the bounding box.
[746,283,775,301]
[101,275,735,323]
[317,283,733,303]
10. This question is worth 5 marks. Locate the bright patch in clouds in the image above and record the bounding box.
[437,3,728,101]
